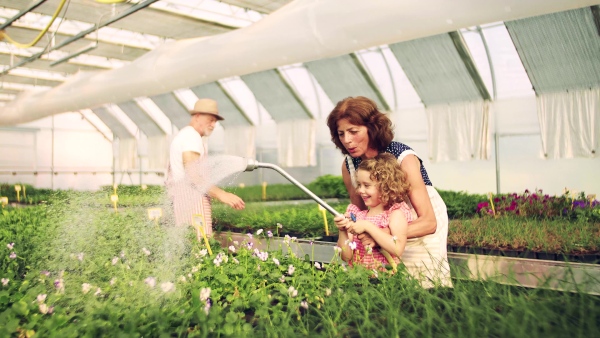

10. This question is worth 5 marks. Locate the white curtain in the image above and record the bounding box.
[224,125,256,159]
[147,135,169,169]
[425,100,490,162]
[277,119,316,167]
[117,137,137,171]
[537,88,599,159]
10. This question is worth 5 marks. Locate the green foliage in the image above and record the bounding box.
[0,183,53,204]
[306,175,348,199]
[438,189,486,219]
[0,191,599,336]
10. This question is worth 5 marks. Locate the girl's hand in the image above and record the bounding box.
[334,214,349,231]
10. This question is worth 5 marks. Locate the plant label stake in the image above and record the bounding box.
[113,184,118,195]
[110,194,118,214]
[14,185,21,202]
[22,185,26,200]
[318,204,329,236]
[488,192,496,216]
[141,184,147,190]
[147,208,162,227]
[192,214,213,256]
[587,194,596,207]
[0,196,7,207]
[261,181,267,201]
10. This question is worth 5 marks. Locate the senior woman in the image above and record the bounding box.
[327,96,452,288]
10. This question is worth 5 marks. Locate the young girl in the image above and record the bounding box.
[334,153,414,270]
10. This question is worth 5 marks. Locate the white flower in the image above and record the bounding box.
[288,265,295,275]
[77,253,84,261]
[333,246,342,253]
[144,277,156,288]
[94,288,102,296]
[247,233,253,239]
[1,278,9,286]
[325,288,332,297]
[39,303,49,314]
[233,257,240,264]
[283,235,291,244]
[179,276,186,283]
[110,278,117,286]
[233,241,239,246]
[279,275,286,283]
[277,223,283,229]
[120,251,126,258]
[9,252,16,259]
[204,299,211,315]
[160,282,175,293]
[272,258,280,266]
[256,229,263,235]
[228,245,236,253]
[199,287,211,302]
[7,242,14,250]
[37,294,47,304]
[288,286,298,297]
[301,300,308,310]
[82,283,92,294]
[142,248,151,256]
[199,249,208,257]
[348,241,357,250]
[314,262,321,269]
[267,231,273,238]
[111,257,119,265]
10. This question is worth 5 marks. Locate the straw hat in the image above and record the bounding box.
[189,98,224,120]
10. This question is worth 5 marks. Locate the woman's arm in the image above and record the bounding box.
[400,155,437,238]
[341,160,366,210]
[349,211,408,257]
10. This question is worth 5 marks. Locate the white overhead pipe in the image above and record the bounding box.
[0,0,597,126]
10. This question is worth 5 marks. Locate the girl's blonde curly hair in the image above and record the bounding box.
[357,153,410,209]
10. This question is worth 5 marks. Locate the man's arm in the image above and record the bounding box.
[182,151,245,210]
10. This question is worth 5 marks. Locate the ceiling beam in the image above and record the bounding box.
[0,0,47,30]
[448,31,491,101]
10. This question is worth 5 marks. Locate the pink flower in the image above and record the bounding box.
[1,278,9,286]
[9,252,16,259]
[39,303,49,314]
[288,265,295,275]
[199,287,211,302]
[144,277,156,288]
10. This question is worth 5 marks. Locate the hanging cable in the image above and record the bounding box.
[0,0,69,49]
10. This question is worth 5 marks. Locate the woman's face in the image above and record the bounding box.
[337,118,371,158]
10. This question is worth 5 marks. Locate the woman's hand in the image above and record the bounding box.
[357,227,391,248]
[347,220,366,235]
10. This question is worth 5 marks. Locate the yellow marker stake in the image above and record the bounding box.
[14,185,21,203]
[261,181,267,201]
[110,194,118,214]
[0,196,8,207]
[141,184,148,191]
[588,194,597,208]
[22,185,26,200]
[193,214,213,256]
[147,207,163,227]
[318,204,329,236]
[488,192,496,216]
[113,184,118,195]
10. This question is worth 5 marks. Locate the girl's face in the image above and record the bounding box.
[355,169,382,209]
[337,118,372,159]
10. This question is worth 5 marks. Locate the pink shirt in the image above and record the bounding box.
[346,202,413,270]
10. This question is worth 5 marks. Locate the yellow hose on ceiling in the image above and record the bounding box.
[94,0,128,3]
[0,0,69,49]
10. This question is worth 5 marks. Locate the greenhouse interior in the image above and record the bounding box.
[0,0,599,337]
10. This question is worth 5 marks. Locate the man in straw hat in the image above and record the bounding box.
[167,98,245,233]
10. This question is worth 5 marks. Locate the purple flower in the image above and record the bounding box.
[40,270,50,277]
[267,231,273,238]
